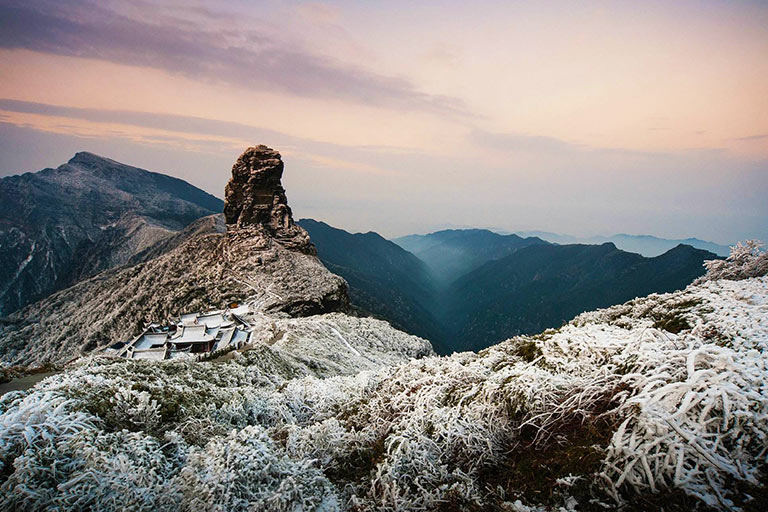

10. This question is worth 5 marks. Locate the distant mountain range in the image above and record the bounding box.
[393,229,549,284]
[0,152,722,357]
[304,224,718,353]
[443,241,716,351]
[0,152,223,316]
[514,230,731,257]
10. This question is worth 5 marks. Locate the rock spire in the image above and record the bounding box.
[224,145,313,252]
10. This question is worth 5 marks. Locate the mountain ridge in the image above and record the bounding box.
[515,230,731,257]
[392,228,549,284]
[298,222,718,353]
[0,152,224,315]
[0,151,725,359]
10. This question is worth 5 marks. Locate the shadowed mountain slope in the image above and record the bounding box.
[298,219,445,350]
[393,229,549,284]
[443,242,717,351]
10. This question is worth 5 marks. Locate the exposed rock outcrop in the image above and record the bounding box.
[224,145,313,253]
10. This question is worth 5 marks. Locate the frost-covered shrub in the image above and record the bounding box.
[176,425,340,511]
[0,275,766,511]
[0,391,183,511]
[602,337,768,509]
[696,239,768,284]
[285,418,361,469]
[110,388,161,431]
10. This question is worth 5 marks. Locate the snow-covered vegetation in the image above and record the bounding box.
[1,247,766,511]
[695,240,768,284]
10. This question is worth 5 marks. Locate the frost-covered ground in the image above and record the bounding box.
[233,311,434,377]
[1,256,767,510]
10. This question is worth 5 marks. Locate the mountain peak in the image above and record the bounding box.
[0,152,225,315]
[224,145,286,229]
[657,243,717,259]
[224,145,314,253]
[67,151,116,167]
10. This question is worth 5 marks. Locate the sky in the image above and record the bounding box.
[0,0,766,243]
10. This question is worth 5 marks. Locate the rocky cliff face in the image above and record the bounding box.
[0,147,350,365]
[224,145,313,253]
[0,152,224,316]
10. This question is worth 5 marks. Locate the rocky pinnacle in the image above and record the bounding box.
[224,145,314,253]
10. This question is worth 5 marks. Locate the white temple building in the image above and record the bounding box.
[112,305,253,360]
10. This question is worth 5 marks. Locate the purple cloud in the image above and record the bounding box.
[0,0,470,116]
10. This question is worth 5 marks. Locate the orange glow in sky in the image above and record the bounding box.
[0,0,766,242]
